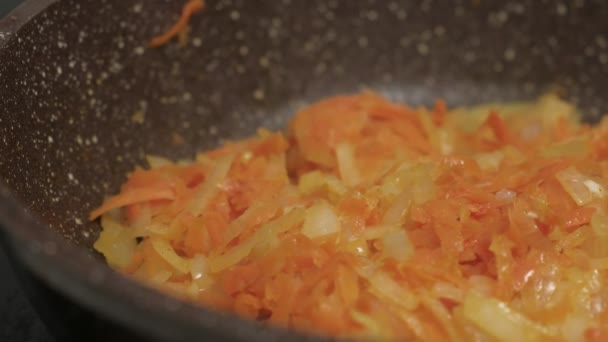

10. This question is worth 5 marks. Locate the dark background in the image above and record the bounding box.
[1,3,53,342]
[1,0,22,17]
[0,245,52,342]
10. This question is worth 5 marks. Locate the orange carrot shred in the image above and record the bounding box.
[89,187,174,220]
[432,99,447,126]
[149,0,205,48]
[485,110,511,144]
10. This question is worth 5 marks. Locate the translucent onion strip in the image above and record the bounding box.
[188,154,234,216]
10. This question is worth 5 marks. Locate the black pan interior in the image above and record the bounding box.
[1,0,608,340]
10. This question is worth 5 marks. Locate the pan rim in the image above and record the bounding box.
[0,0,56,49]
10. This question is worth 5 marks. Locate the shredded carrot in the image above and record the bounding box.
[89,187,174,220]
[149,0,205,48]
[432,99,447,126]
[485,110,511,144]
[91,91,608,341]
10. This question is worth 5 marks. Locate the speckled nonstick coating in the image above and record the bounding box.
[1,0,608,341]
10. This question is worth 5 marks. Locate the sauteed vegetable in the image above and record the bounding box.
[91,92,608,341]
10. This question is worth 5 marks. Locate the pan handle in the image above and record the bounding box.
[0,0,56,49]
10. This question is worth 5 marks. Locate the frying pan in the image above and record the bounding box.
[1,0,608,341]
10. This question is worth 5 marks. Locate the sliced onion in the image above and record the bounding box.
[495,189,517,202]
[336,142,362,187]
[380,161,435,201]
[94,215,137,269]
[468,275,495,296]
[149,270,172,285]
[301,200,340,239]
[190,254,208,280]
[368,271,418,310]
[189,254,215,291]
[131,204,151,229]
[556,167,593,206]
[222,201,279,248]
[420,293,461,341]
[343,238,369,257]
[132,219,179,239]
[188,154,234,216]
[298,171,347,197]
[298,170,326,194]
[475,151,504,172]
[591,210,608,237]
[584,179,606,198]
[382,190,412,225]
[208,235,257,273]
[535,93,577,130]
[432,282,464,303]
[560,314,589,342]
[382,230,414,262]
[361,224,398,240]
[148,222,176,236]
[436,129,454,155]
[325,175,348,197]
[379,162,414,197]
[150,236,191,274]
[350,311,385,337]
[463,292,553,342]
[208,208,305,272]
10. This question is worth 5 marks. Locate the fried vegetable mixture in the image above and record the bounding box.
[91,92,608,341]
